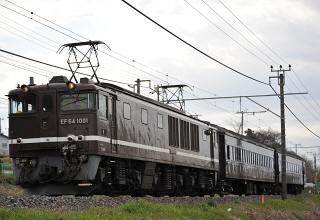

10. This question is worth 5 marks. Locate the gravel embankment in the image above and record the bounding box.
[0,194,287,211]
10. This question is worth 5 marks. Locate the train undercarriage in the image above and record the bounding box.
[13,155,303,196]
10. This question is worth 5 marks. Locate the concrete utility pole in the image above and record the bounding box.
[314,154,317,194]
[236,110,266,135]
[270,64,291,200]
[134,78,151,94]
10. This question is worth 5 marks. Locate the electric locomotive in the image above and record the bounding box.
[8,75,305,195]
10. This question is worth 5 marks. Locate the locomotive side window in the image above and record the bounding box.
[226,145,230,160]
[99,94,108,118]
[180,120,190,150]
[60,93,95,111]
[190,123,199,152]
[168,115,179,147]
[123,103,131,120]
[157,114,163,129]
[141,108,148,124]
[42,95,52,112]
[10,94,36,113]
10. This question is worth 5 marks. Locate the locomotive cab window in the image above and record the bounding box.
[60,93,95,111]
[10,94,36,113]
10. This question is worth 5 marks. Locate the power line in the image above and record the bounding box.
[183,0,269,66]
[3,0,86,42]
[2,0,247,119]
[0,12,61,46]
[0,59,49,78]
[120,0,269,86]
[215,0,320,122]
[0,19,57,50]
[200,0,278,64]
[215,0,284,64]
[0,48,133,86]
[269,84,320,140]
[0,25,54,52]
[1,0,272,129]
[0,54,55,76]
[0,3,80,42]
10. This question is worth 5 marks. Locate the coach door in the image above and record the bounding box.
[109,95,117,153]
[209,129,215,168]
[218,132,226,179]
[39,92,57,138]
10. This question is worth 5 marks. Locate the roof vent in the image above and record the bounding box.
[80,77,94,84]
[29,77,35,86]
[49,76,68,84]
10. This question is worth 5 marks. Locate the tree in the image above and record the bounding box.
[244,128,281,148]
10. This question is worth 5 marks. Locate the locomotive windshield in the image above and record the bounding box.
[60,93,96,111]
[10,94,36,114]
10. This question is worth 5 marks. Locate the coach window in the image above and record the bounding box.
[141,108,148,124]
[99,94,108,118]
[157,114,163,128]
[226,145,230,160]
[202,129,207,141]
[123,103,131,120]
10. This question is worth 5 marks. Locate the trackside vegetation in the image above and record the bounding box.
[0,195,319,220]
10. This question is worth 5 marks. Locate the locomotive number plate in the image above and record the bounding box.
[60,118,89,125]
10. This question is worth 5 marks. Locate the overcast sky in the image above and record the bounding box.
[0,0,320,158]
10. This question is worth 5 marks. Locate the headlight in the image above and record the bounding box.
[66,81,76,90]
[20,84,29,93]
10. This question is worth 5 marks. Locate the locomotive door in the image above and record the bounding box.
[109,95,117,153]
[39,91,57,138]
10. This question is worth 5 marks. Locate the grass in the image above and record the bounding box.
[0,195,319,220]
[0,173,15,185]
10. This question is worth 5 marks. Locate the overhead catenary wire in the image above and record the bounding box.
[0,3,242,124]
[214,0,320,118]
[0,0,287,131]
[1,0,246,119]
[0,48,133,86]
[0,3,80,42]
[0,25,55,52]
[3,0,86,42]
[120,0,269,86]
[200,0,278,65]
[0,19,58,50]
[184,0,269,66]
[0,59,50,78]
[215,0,285,64]
[269,84,320,140]
[0,12,61,47]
